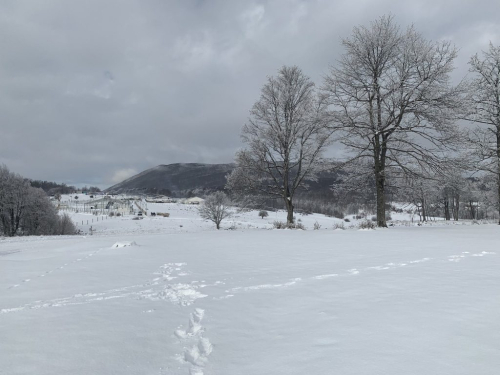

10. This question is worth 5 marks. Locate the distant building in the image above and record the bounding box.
[184,197,205,205]
[83,197,129,214]
[145,196,173,203]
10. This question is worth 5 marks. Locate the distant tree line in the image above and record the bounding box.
[30,180,101,196]
[30,180,77,195]
[0,165,76,237]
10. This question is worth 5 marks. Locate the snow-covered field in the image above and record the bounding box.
[1,201,499,374]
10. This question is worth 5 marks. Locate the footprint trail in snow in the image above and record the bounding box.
[174,308,213,375]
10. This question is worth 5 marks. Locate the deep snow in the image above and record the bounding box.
[1,202,499,374]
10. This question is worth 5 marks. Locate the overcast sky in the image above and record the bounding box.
[1,0,499,187]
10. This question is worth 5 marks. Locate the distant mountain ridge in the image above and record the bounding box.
[105,163,235,196]
[105,162,339,198]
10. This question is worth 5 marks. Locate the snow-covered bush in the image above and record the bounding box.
[273,221,287,229]
[313,221,321,230]
[294,222,305,230]
[57,213,77,235]
[273,221,305,230]
[259,210,269,219]
[358,220,376,229]
[333,222,345,230]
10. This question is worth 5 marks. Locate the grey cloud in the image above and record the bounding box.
[0,0,499,187]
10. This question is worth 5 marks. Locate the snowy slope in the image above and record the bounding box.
[1,207,499,374]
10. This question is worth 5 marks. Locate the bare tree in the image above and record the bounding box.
[227,66,331,224]
[57,213,77,235]
[322,15,463,227]
[258,210,269,219]
[0,165,76,236]
[464,43,500,223]
[0,166,31,236]
[198,192,232,230]
[22,187,59,235]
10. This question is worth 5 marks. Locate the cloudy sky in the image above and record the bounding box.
[1,0,498,187]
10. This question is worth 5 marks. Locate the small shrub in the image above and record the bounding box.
[344,218,350,222]
[292,222,305,230]
[273,221,305,230]
[109,212,115,217]
[371,216,377,222]
[116,213,121,217]
[273,221,286,229]
[313,221,321,230]
[358,220,376,229]
[259,210,269,219]
[333,222,345,230]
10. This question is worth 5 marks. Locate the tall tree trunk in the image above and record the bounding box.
[453,194,460,221]
[497,174,500,225]
[374,136,387,228]
[497,131,500,224]
[421,197,427,221]
[375,170,386,227]
[444,198,450,220]
[285,197,294,224]
[9,209,16,237]
[469,201,475,219]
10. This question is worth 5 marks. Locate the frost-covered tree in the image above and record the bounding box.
[58,213,77,235]
[0,165,31,236]
[22,187,59,235]
[464,43,500,224]
[198,192,232,230]
[0,165,76,236]
[227,66,331,224]
[322,16,463,227]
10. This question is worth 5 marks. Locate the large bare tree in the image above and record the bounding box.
[322,15,463,227]
[464,43,500,223]
[227,66,331,224]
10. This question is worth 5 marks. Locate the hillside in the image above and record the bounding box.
[105,163,235,196]
[105,163,341,198]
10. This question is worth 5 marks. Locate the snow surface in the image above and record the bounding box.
[1,201,499,374]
